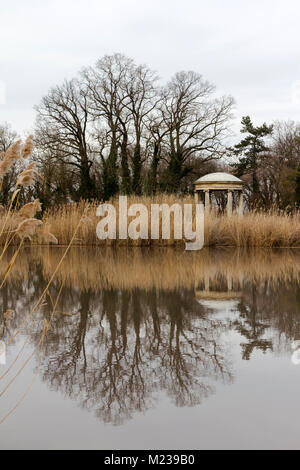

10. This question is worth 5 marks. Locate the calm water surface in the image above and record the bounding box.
[1,247,300,449]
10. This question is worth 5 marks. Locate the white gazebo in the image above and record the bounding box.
[194,172,244,216]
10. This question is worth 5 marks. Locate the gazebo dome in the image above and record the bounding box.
[194,172,242,184]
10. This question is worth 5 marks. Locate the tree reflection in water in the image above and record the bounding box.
[1,247,300,425]
[36,288,232,425]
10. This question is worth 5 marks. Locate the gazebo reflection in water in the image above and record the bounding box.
[195,271,242,314]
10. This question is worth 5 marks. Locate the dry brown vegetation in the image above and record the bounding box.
[0,137,87,424]
[0,136,58,254]
[0,136,299,250]
[1,194,300,248]
[37,197,300,248]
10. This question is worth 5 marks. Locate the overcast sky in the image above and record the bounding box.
[0,0,299,139]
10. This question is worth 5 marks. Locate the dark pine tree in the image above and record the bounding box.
[231,116,273,207]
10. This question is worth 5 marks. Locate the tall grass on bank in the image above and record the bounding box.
[37,198,300,248]
[1,191,300,248]
[0,137,86,424]
[0,136,58,258]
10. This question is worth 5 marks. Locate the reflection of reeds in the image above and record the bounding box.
[0,279,66,425]
[2,246,300,291]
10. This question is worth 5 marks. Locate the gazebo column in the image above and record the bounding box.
[227,190,233,217]
[204,190,210,214]
[194,190,200,204]
[238,191,244,216]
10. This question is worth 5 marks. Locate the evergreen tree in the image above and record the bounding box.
[231,116,273,206]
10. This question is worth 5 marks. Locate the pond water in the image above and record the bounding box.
[1,247,300,450]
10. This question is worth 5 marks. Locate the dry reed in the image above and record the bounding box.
[0,136,86,424]
[1,192,300,248]
[36,197,300,248]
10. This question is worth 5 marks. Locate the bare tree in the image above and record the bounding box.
[144,113,168,194]
[34,55,236,202]
[255,121,300,209]
[83,54,160,197]
[82,54,134,199]
[35,79,96,200]
[122,63,159,194]
[160,71,234,192]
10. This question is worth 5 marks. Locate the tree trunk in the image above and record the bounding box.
[120,133,131,195]
[132,142,142,195]
[80,158,96,201]
[148,142,160,195]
